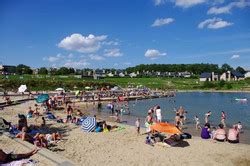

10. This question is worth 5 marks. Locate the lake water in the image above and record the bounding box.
[127,92,250,129]
[87,92,250,143]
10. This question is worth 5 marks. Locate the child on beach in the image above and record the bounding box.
[210,127,216,138]
[135,118,140,134]
[237,121,243,133]
[194,115,201,130]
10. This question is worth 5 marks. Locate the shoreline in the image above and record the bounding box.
[176,89,250,93]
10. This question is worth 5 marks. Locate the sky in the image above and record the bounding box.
[0,0,250,69]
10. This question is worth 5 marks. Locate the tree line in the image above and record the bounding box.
[2,63,247,75]
[126,63,246,75]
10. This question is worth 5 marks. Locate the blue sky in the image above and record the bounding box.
[0,0,250,69]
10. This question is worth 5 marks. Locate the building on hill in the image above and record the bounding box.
[244,71,250,78]
[200,72,219,82]
[220,71,245,81]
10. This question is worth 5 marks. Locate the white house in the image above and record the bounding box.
[129,72,137,78]
[220,71,245,81]
[119,72,125,77]
[107,72,114,77]
[199,72,219,82]
[245,71,250,78]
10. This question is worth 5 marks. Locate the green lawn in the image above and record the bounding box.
[1,75,250,91]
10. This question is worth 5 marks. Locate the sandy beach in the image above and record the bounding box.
[1,101,250,166]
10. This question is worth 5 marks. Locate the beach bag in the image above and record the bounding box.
[181,133,192,139]
[27,114,33,118]
[0,117,10,130]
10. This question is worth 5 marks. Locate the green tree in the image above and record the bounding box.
[56,67,70,75]
[220,63,233,73]
[16,64,32,74]
[38,67,48,75]
[235,66,246,74]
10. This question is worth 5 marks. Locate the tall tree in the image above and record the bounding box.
[220,63,233,73]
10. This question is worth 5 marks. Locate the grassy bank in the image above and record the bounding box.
[0,75,250,91]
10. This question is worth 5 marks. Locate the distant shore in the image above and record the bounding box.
[177,89,250,93]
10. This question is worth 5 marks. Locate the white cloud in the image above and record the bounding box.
[154,0,166,6]
[102,41,119,46]
[64,59,90,68]
[113,63,119,66]
[88,54,105,61]
[208,0,250,15]
[198,18,233,29]
[104,48,123,57]
[174,0,207,8]
[231,54,240,59]
[43,54,62,62]
[145,49,167,59]
[58,33,107,53]
[151,18,174,27]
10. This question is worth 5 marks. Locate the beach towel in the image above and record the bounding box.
[46,114,56,119]
[1,159,37,166]
[9,126,20,135]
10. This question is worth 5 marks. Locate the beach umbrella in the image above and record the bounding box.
[18,85,27,93]
[36,94,49,103]
[150,122,182,135]
[55,87,64,91]
[75,90,80,96]
[81,116,96,132]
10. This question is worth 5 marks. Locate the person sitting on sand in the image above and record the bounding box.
[201,123,211,139]
[213,124,227,142]
[45,132,62,143]
[0,148,39,164]
[102,121,118,132]
[66,105,73,122]
[17,114,28,131]
[228,125,239,144]
[33,104,40,119]
[16,127,34,143]
[3,96,12,105]
[33,134,48,148]
[76,109,83,117]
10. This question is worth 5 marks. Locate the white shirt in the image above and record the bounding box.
[156,109,161,117]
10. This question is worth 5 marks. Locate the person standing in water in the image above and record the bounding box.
[135,118,140,135]
[177,106,185,125]
[205,111,212,123]
[221,111,226,127]
[155,105,162,122]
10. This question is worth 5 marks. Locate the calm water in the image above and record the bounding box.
[101,92,250,129]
